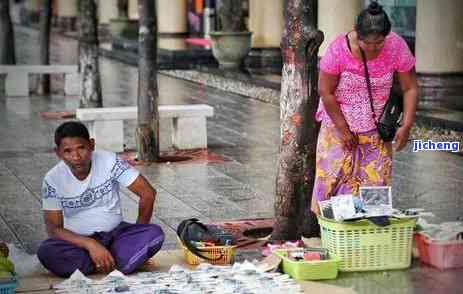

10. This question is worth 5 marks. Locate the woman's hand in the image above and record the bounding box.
[85,239,116,273]
[319,72,358,151]
[393,125,411,151]
[340,128,358,150]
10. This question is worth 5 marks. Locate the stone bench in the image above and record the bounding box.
[0,65,79,96]
[76,104,214,152]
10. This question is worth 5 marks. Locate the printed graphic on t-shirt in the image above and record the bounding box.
[42,157,131,217]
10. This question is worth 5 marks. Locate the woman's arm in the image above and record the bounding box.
[393,68,419,151]
[318,71,358,150]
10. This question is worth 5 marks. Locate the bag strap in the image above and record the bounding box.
[359,45,378,125]
[345,34,352,52]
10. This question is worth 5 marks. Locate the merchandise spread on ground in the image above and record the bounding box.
[54,261,303,294]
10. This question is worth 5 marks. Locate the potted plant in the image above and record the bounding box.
[209,0,252,69]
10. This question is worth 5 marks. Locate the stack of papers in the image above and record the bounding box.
[319,186,395,221]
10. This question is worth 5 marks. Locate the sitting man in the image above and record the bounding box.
[37,121,164,277]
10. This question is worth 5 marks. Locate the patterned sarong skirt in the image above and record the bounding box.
[311,122,392,214]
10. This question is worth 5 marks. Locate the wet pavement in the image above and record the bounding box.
[1,24,463,293]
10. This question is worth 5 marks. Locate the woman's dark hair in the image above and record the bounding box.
[355,1,391,39]
[54,121,90,146]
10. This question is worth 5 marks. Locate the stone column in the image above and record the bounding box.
[98,0,119,25]
[157,0,187,34]
[415,0,463,104]
[415,0,463,74]
[24,0,41,11]
[248,0,283,48]
[55,0,78,31]
[128,0,138,19]
[128,0,187,34]
[56,0,77,18]
[317,0,362,56]
[24,0,42,23]
[245,0,284,72]
[51,0,59,26]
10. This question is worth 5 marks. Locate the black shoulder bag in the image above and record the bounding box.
[177,218,234,261]
[359,45,403,142]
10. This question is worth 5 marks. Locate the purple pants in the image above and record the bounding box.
[37,222,164,277]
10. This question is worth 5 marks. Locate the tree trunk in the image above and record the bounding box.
[272,0,323,240]
[136,0,159,162]
[38,0,52,95]
[0,0,16,64]
[78,0,102,107]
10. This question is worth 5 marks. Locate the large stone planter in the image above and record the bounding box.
[109,18,138,39]
[209,31,252,69]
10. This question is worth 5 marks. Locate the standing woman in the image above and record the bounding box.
[311,2,419,214]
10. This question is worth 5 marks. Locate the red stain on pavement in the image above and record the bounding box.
[40,110,76,120]
[119,148,228,166]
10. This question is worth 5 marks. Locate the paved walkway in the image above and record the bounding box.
[1,24,462,293]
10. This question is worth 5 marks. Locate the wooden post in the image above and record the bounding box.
[135,0,159,162]
[272,0,323,240]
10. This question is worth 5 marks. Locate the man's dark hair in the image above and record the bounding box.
[355,1,391,39]
[54,121,90,146]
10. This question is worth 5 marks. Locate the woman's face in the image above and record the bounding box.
[358,33,385,55]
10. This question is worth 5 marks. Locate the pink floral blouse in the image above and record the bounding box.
[316,32,416,133]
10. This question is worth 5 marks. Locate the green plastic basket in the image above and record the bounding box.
[319,217,416,272]
[0,277,16,294]
[273,250,339,280]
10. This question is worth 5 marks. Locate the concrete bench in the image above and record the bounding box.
[76,104,214,152]
[0,65,79,96]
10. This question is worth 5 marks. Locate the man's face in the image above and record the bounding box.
[55,137,94,176]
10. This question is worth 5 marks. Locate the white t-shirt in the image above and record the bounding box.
[41,150,139,236]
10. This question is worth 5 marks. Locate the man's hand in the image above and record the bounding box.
[44,211,116,273]
[85,240,115,273]
[393,125,411,151]
[339,128,358,151]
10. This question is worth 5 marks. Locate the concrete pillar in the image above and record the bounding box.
[159,38,187,50]
[415,0,463,74]
[56,0,78,18]
[98,0,119,24]
[249,0,283,48]
[128,0,187,34]
[317,0,362,56]
[24,0,41,11]
[54,0,78,31]
[24,0,42,23]
[128,0,138,19]
[157,1,187,33]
